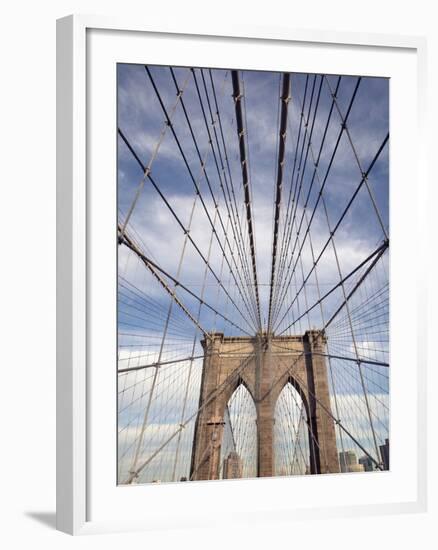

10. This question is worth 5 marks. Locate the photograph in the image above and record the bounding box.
[116,63,389,485]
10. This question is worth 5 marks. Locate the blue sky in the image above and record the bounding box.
[117,65,389,334]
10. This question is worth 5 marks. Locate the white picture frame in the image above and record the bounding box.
[56,14,428,535]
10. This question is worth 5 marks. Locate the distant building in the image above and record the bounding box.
[339,450,364,473]
[347,463,365,473]
[223,451,243,479]
[339,450,357,472]
[359,455,375,472]
[379,438,390,470]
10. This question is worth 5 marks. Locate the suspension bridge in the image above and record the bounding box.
[117,64,389,485]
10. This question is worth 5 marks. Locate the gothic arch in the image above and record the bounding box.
[274,379,313,475]
[275,374,310,420]
[221,382,258,479]
[221,373,257,409]
[190,332,340,480]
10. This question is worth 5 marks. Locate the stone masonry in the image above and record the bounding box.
[190,330,340,480]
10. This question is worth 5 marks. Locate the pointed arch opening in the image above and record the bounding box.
[274,380,312,476]
[220,381,257,479]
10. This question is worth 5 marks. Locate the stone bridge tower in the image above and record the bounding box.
[190,330,340,480]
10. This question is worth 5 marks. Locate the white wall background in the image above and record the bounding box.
[0,0,436,547]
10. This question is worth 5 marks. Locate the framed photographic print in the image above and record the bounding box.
[56,15,427,535]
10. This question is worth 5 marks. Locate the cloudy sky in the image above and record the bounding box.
[117,64,389,483]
